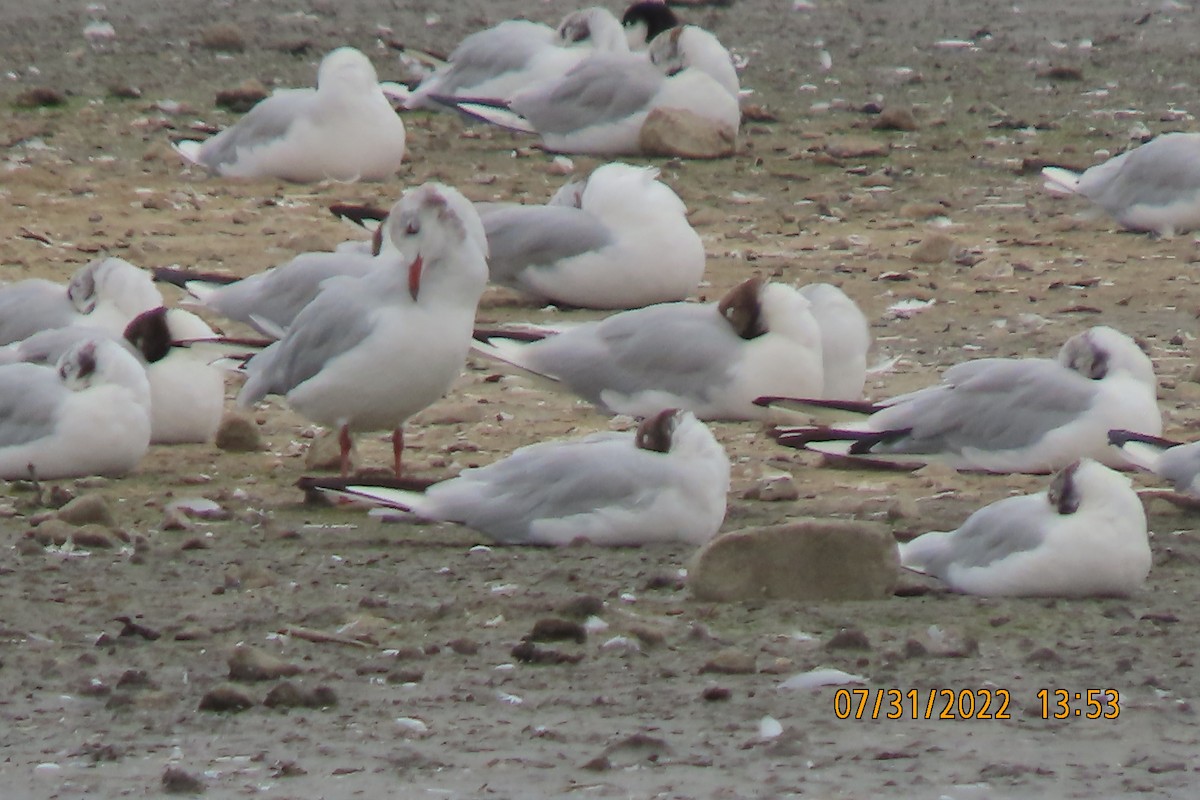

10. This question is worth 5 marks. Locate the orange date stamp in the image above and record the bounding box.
[833,688,1121,720]
[834,688,1012,720]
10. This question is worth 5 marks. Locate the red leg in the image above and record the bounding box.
[338,424,352,477]
[392,427,404,478]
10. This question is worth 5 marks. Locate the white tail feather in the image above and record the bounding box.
[1113,439,1164,474]
[456,102,537,134]
[1041,166,1081,196]
[318,485,428,514]
[172,140,204,167]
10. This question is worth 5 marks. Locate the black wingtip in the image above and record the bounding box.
[754,395,883,414]
[328,203,389,228]
[1107,429,1180,449]
[770,426,912,454]
[296,475,436,493]
[152,266,240,288]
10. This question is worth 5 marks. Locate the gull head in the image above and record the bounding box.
[635,408,682,453]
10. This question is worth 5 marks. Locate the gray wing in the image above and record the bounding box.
[238,279,376,403]
[427,433,662,543]
[482,205,614,288]
[432,21,555,96]
[869,359,1095,454]
[0,363,66,447]
[511,54,661,134]
[7,326,124,365]
[0,280,75,346]
[521,303,742,408]
[198,89,315,171]
[925,495,1050,575]
[206,251,376,333]
[1081,133,1200,212]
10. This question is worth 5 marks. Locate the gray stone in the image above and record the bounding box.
[638,107,736,159]
[688,518,899,601]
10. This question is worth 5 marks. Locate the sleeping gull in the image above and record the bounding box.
[483,162,705,308]
[0,338,152,480]
[450,25,740,156]
[1,308,224,445]
[1108,429,1200,499]
[154,243,379,339]
[403,6,655,110]
[237,182,489,477]
[797,283,871,400]
[302,408,730,547]
[0,257,162,346]
[763,326,1161,473]
[1041,132,1200,237]
[899,459,1150,597]
[472,277,830,420]
[174,47,406,183]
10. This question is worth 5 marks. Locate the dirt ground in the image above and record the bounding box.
[3,0,1200,797]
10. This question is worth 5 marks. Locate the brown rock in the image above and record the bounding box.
[162,766,206,793]
[824,136,889,159]
[215,80,267,113]
[688,519,900,602]
[72,524,118,549]
[900,202,950,219]
[197,684,255,712]
[15,87,66,108]
[825,627,872,650]
[197,23,245,52]
[56,494,115,527]
[638,107,736,159]
[263,681,337,709]
[700,648,757,675]
[874,106,919,131]
[227,644,301,682]
[528,618,587,644]
[214,412,263,452]
[304,429,352,471]
[910,232,958,264]
[28,519,76,546]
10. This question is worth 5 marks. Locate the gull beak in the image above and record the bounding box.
[408,254,424,301]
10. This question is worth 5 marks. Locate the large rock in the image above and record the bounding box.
[688,519,899,601]
[638,107,736,159]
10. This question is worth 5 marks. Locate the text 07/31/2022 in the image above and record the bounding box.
[832,688,1121,720]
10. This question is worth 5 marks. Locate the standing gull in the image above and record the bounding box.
[900,459,1150,597]
[763,326,1161,473]
[174,47,406,183]
[237,183,489,477]
[303,409,730,547]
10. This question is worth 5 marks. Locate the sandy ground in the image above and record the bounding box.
[3,0,1200,797]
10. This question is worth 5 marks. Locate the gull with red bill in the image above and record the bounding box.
[236,182,489,477]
